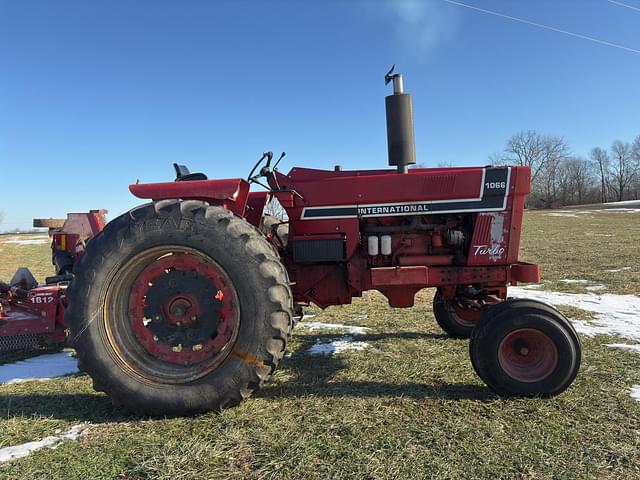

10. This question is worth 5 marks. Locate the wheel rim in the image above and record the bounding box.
[447,302,481,328]
[497,328,558,383]
[104,246,240,384]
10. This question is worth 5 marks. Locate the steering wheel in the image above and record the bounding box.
[247,151,274,182]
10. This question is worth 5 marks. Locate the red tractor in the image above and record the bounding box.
[66,69,581,415]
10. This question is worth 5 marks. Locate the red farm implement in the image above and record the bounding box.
[0,211,106,352]
[7,68,581,415]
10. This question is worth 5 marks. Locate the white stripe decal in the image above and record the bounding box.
[300,167,511,220]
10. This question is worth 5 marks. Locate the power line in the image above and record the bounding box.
[442,0,640,54]
[607,0,640,12]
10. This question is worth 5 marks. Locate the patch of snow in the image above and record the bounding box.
[2,236,49,245]
[606,343,640,353]
[546,209,598,217]
[544,207,640,216]
[2,235,49,241]
[546,212,580,218]
[0,351,79,384]
[0,424,89,463]
[520,284,544,289]
[585,233,615,237]
[307,336,372,356]
[585,285,607,292]
[604,208,640,213]
[569,320,615,337]
[509,287,640,341]
[603,200,640,207]
[301,314,316,320]
[631,386,640,403]
[297,321,371,335]
[605,267,632,273]
[559,279,589,284]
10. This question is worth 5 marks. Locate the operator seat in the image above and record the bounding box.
[173,163,208,182]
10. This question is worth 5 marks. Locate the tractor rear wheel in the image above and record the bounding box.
[432,289,480,339]
[66,200,293,416]
[469,299,581,397]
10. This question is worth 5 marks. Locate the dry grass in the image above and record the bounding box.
[519,210,640,295]
[0,210,639,479]
[0,233,52,282]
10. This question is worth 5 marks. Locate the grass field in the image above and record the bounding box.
[0,209,639,479]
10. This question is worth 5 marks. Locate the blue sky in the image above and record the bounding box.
[1,0,639,230]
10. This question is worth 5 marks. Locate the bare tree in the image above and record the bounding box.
[264,197,288,220]
[632,134,640,163]
[631,135,640,199]
[495,131,570,207]
[536,151,565,207]
[493,131,640,207]
[589,147,610,203]
[560,157,593,205]
[497,130,569,183]
[609,140,636,202]
[488,152,501,166]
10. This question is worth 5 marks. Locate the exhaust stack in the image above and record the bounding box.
[384,65,416,174]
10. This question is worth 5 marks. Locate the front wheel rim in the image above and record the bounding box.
[448,302,481,328]
[497,328,558,383]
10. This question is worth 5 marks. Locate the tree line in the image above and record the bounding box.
[491,130,640,208]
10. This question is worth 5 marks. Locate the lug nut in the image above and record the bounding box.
[171,344,183,353]
[153,335,159,342]
[192,344,203,351]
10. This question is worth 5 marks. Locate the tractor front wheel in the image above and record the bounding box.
[432,289,480,339]
[66,201,292,416]
[469,299,581,397]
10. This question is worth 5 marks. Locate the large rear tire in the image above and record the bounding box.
[469,299,581,397]
[66,200,293,416]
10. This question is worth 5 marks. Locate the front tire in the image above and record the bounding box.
[66,201,292,416]
[432,289,480,339]
[469,299,581,398]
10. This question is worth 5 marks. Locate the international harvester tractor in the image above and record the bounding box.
[59,68,581,415]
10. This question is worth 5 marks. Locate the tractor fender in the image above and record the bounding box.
[129,179,250,216]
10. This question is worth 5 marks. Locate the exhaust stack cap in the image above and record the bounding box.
[384,65,416,174]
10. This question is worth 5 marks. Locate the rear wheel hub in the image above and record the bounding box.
[127,251,238,366]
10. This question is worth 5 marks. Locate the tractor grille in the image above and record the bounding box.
[0,334,52,353]
[292,238,345,263]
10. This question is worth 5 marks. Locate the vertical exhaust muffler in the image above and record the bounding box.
[384,65,416,174]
